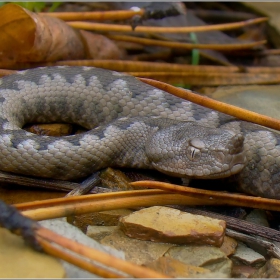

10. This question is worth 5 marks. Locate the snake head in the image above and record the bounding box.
[145,122,245,179]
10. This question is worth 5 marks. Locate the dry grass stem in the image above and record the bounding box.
[3,61,280,75]
[37,236,125,278]
[0,69,17,77]
[36,227,170,278]
[131,181,280,212]
[108,34,266,50]
[50,61,280,73]
[41,9,144,21]
[19,190,209,221]
[139,77,280,131]
[67,17,267,33]
[130,71,280,85]
[16,185,280,221]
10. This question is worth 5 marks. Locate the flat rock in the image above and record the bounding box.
[245,209,269,227]
[87,225,117,242]
[145,256,213,278]
[209,84,280,119]
[72,208,133,232]
[219,236,238,256]
[231,242,266,267]
[165,245,232,277]
[100,228,173,265]
[0,228,65,278]
[99,167,134,191]
[250,258,280,278]
[119,206,226,246]
[232,264,257,278]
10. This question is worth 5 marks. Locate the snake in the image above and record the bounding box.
[0,66,279,199]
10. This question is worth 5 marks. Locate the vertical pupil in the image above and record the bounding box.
[191,148,196,159]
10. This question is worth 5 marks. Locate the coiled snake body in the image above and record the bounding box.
[0,66,279,199]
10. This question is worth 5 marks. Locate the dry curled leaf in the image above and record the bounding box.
[0,3,122,66]
[0,3,85,64]
[79,30,124,60]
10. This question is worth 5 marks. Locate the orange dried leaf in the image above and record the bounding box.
[0,4,36,52]
[0,3,85,63]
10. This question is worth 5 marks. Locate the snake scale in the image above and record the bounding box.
[0,66,279,199]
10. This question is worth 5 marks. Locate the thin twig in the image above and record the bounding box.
[0,170,77,191]
[19,190,207,220]
[37,236,127,278]
[66,172,101,197]
[130,181,280,211]
[0,170,101,194]
[108,34,266,50]
[41,9,144,21]
[139,78,280,131]
[4,61,280,74]
[36,227,170,278]
[15,186,280,222]
[0,69,17,77]
[226,229,280,259]
[67,17,268,33]
[131,71,280,86]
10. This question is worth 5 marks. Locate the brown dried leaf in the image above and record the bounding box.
[0,3,85,63]
[79,30,124,60]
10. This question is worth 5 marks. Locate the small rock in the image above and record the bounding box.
[231,242,266,267]
[245,209,269,227]
[0,228,65,278]
[165,245,227,267]
[220,236,238,256]
[87,225,117,242]
[145,256,212,278]
[101,228,173,265]
[232,264,257,278]
[250,258,280,278]
[71,208,133,232]
[209,84,280,119]
[203,257,232,277]
[165,245,232,278]
[119,206,226,246]
[99,167,134,191]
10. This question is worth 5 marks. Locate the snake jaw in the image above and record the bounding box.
[147,123,246,180]
[151,153,245,179]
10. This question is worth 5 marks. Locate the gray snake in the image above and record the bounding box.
[0,66,279,199]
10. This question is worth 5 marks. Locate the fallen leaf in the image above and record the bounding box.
[0,3,123,66]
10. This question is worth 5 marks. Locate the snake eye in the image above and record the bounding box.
[186,138,204,161]
[187,146,201,161]
[189,138,205,149]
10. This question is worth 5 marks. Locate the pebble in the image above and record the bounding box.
[250,258,280,278]
[100,228,173,265]
[119,206,226,246]
[230,242,266,267]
